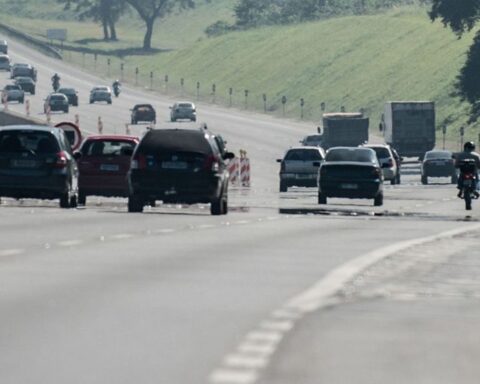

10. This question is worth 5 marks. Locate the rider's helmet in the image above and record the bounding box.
[464,141,476,151]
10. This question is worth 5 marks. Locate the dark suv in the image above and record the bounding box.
[128,128,234,215]
[131,104,156,124]
[0,125,78,208]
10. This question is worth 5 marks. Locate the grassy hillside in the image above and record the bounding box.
[71,8,476,141]
[0,0,237,49]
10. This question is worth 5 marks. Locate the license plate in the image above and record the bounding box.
[340,183,358,190]
[162,161,187,170]
[100,164,119,171]
[464,180,473,187]
[11,159,36,168]
[296,174,313,179]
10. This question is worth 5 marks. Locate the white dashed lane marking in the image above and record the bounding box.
[0,249,24,257]
[57,240,83,247]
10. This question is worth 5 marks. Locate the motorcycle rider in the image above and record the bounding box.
[112,79,121,95]
[51,73,60,90]
[455,141,480,198]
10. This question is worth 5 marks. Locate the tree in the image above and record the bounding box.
[430,0,480,121]
[59,0,127,41]
[126,0,195,50]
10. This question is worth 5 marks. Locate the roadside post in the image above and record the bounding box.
[25,99,30,116]
[300,98,305,120]
[341,105,346,112]
[229,88,233,107]
[98,116,103,134]
[320,102,326,112]
[460,126,465,150]
[120,63,124,81]
[281,96,287,117]
[212,84,216,104]
[2,92,8,110]
[135,67,139,86]
[107,58,111,76]
[125,123,131,135]
[196,82,200,100]
[180,78,184,97]
[150,72,154,90]
[262,93,267,113]
[442,125,447,150]
[165,75,169,94]
[45,105,51,124]
[94,53,97,71]
[244,89,249,109]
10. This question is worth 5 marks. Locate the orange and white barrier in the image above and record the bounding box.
[229,150,251,187]
[45,105,51,124]
[126,123,131,135]
[97,116,103,134]
[25,99,30,116]
[74,114,80,127]
[2,92,8,110]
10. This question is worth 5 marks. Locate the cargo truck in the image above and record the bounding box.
[318,112,369,149]
[380,101,435,158]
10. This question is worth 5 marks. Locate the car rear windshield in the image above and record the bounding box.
[83,140,136,156]
[326,148,376,163]
[0,57,8,63]
[178,103,193,108]
[368,147,391,159]
[425,151,452,160]
[285,149,323,161]
[51,95,65,101]
[59,88,74,94]
[0,131,59,154]
[5,85,19,90]
[138,130,212,156]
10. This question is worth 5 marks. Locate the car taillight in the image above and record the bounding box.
[131,154,147,170]
[280,161,286,172]
[388,158,394,167]
[464,173,475,180]
[373,168,381,177]
[53,151,68,169]
[204,154,219,172]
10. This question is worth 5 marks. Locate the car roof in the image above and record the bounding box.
[288,146,324,151]
[0,125,60,134]
[174,101,195,105]
[139,128,213,154]
[49,92,67,97]
[58,87,76,92]
[133,104,154,108]
[15,76,34,81]
[84,135,139,141]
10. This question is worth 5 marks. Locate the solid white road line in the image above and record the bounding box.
[0,248,24,257]
[209,369,258,384]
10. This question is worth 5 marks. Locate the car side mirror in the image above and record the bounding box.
[169,106,172,109]
[73,152,82,160]
[313,161,321,167]
[223,152,235,160]
[276,159,282,163]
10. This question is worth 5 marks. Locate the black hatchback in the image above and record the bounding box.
[131,104,156,124]
[0,125,78,208]
[128,128,234,215]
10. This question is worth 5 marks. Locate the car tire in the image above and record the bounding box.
[421,175,428,185]
[78,190,86,206]
[279,181,288,192]
[374,193,383,207]
[59,191,71,208]
[70,194,77,208]
[89,100,93,104]
[396,173,401,184]
[390,178,396,185]
[149,200,156,208]
[20,98,24,104]
[191,117,197,122]
[211,193,226,215]
[65,107,69,113]
[128,195,144,213]
[318,193,327,205]
[32,89,36,95]
[108,100,112,104]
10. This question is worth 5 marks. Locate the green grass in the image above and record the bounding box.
[1,0,237,50]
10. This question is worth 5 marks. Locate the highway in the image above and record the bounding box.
[1,37,480,384]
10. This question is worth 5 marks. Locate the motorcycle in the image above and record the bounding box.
[52,78,60,92]
[113,84,121,97]
[458,159,479,210]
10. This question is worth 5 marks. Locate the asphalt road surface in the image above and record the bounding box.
[1,36,480,384]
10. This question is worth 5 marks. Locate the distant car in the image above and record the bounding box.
[0,40,7,54]
[89,86,112,104]
[170,101,196,122]
[2,84,24,103]
[58,87,79,106]
[277,146,325,192]
[10,63,37,81]
[14,76,36,94]
[44,93,69,113]
[318,147,384,206]
[0,125,78,208]
[421,150,457,184]
[131,104,156,124]
[75,135,139,205]
[362,144,400,185]
[0,54,11,71]
[128,127,234,214]
[301,134,323,147]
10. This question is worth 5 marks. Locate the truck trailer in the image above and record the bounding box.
[319,112,369,149]
[380,101,435,158]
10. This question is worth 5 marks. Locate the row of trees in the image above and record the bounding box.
[58,0,195,49]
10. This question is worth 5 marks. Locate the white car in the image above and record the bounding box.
[0,54,10,71]
[89,86,112,104]
[2,84,24,103]
[362,144,400,184]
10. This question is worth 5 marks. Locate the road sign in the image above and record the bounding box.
[55,122,82,151]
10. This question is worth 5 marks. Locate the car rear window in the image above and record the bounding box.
[425,151,451,160]
[0,131,59,154]
[83,140,136,156]
[51,95,66,101]
[178,103,193,108]
[5,85,19,90]
[369,147,391,159]
[138,130,212,156]
[285,149,322,161]
[326,148,376,163]
[59,88,74,94]
[0,57,9,63]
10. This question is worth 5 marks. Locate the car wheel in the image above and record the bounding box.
[89,100,93,104]
[374,193,383,207]
[279,181,288,192]
[318,193,327,204]
[65,107,69,113]
[128,195,144,213]
[390,177,396,185]
[59,191,71,208]
[149,200,156,208]
[211,193,226,215]
[108,100,112,104]
[171,117,176,122]
[421,175,428,185]
[78,190,86,206]
[396,173,401,184]
[191,117,197,122]
[20,98,24,104]
[70,194,77,208]
[32,90,36,95]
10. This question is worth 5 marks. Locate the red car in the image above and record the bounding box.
[75,135,139,205]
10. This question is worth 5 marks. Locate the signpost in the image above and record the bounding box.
[55,122,82,151]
